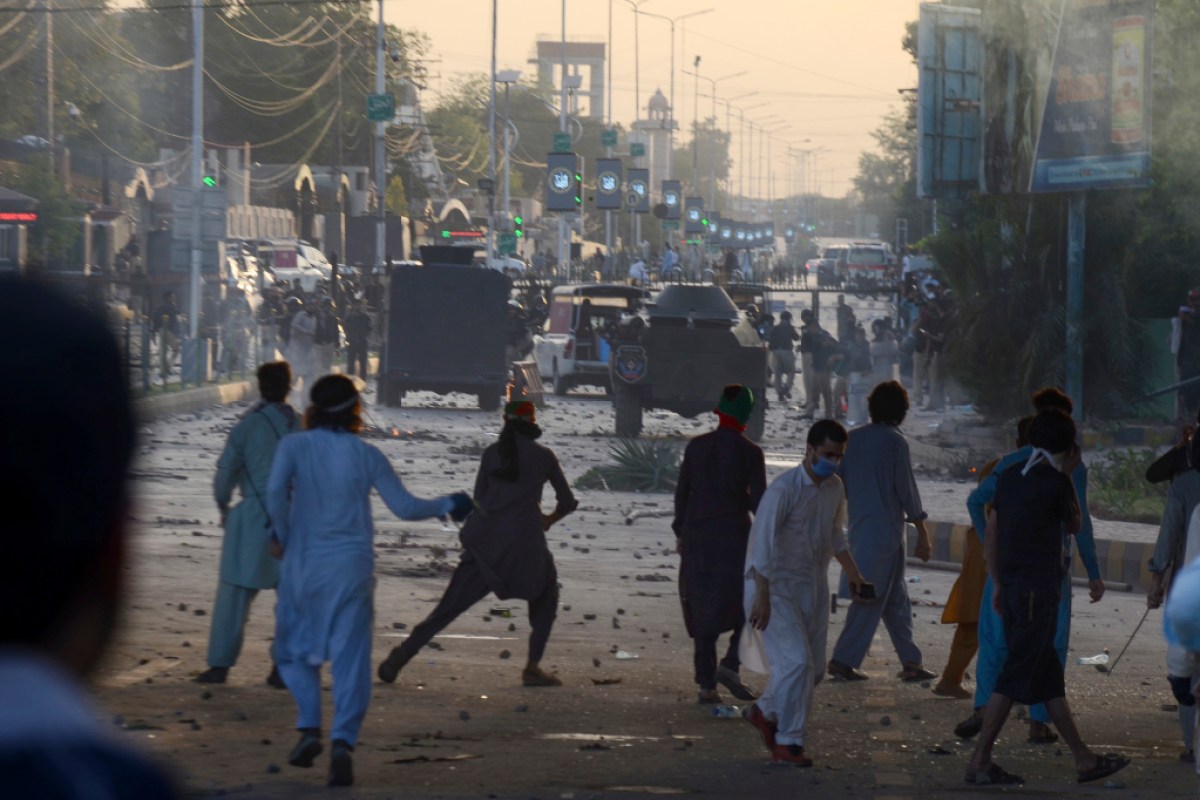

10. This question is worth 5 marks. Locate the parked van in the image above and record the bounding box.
[251,238,332,292]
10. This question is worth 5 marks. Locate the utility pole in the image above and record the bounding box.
[691,55,700,191]
[558,0,567,282]
[42,0,54,269]
[373,0,385,269]
[605,0,613,276]
[486,0,497,273]
[188,0,203,340]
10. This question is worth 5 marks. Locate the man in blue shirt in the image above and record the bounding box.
[955,388,1105,743]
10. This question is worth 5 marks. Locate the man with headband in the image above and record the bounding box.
[378,399,578,689]
[673,385,767,704]
[268,375,471,786]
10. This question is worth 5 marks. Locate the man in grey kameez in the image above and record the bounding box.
[196,362,299,685]
[828,381,935,682]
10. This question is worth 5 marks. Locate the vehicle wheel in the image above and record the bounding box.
[478,389,501,411]
[613,381,643,438]
[551,362,569,396]
[745,387,767,442]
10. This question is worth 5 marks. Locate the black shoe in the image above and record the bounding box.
[266,665,285,689]
[826,659,869,682]
[328,739,354,787]
[954,712,984,740]
[194,666,229,684]
[716,665,758,701]
[377,646,410,684]
[288,731,323,768]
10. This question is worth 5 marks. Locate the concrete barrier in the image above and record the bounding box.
[134,380,254,420]
[903,520,1155,593]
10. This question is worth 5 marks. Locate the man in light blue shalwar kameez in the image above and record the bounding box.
[197,362,298,686]
[267,375,469,787]
[956,388,1105,744]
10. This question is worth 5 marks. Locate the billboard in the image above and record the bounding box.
[627,168,650,213]
[1029,0,1154,193]
[917,3,982,199]
[545,152,579,212]
[594,158,623,210]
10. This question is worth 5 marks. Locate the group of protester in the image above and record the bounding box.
[5,273,1172,795]
[672,380,1131,785]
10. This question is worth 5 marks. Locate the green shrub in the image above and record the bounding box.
[1089,448,1167,524]
[575,439,681,493]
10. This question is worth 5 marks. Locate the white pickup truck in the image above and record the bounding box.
[532,284,647,395]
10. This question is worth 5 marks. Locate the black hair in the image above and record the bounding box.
[868,380,910,426]
[1028,409,1076,454]
[304,374,362,432]
[257,361,291,403]
[1031,387,1074,415]
[807,419,848,448]
[1016,415,1035,448]
[0,278,134,645]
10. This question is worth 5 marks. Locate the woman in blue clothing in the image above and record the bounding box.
[267,375,470,787]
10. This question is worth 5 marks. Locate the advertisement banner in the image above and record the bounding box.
[662,180,682,220]
[1030,0,1154,193]
[684,197,705,234]
[545,152,579,212]
[627,168,650,213]
[595,158,623,210]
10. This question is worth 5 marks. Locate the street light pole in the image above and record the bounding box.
[558,0,567,282]
[373,0,386,269]
[188,0,203,340]
[691,56,700,190]
[486,0,497,273]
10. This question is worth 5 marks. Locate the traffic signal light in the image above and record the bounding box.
[513,214,524,239]
[441,229,452,239]
[574,171,583,207]
[202,175,217,188]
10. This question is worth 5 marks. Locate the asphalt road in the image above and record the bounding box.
[89,389,1196,798]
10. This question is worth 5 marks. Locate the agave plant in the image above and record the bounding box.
[574,439,681,493]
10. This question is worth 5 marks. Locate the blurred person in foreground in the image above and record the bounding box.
[196,362,298,686]
[965,410,1129,785]
[267,375,471,786]
[673,385,767,704]
[377,400,577,689]
[1147,428,1200,763]
[0,277,177,797]
[740,419,868,766]
[1164,557,1200,779]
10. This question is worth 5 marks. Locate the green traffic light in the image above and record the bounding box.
[515,231,524,238]
[441,229,451,238]
[202,175,216,187]
[701,218,709,226]
[513,215,523,225]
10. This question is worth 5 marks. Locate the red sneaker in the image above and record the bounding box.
[743,703,776,752]
[771,743,813,767]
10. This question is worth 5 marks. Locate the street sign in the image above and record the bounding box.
[602,128,618,148]
[662,221,680,230]
[630,142,645,158]
[498,232,517,255]
[553,132,571,152]
[366,93,395,122]
[684,197,704,234]
[477,178,495,193]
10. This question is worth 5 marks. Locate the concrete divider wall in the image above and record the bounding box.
[904,521,1155,592]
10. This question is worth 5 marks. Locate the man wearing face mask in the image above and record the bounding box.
[674,385,767,704]
[828,380,935,682]
[740,420,869,766]
[965,410,1129,785]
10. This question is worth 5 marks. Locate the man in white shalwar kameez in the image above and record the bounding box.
[740,419,868,766]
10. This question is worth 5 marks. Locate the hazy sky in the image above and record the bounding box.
[402,0,922,197]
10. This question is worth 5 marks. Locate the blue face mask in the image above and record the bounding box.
[812,456,838,478]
